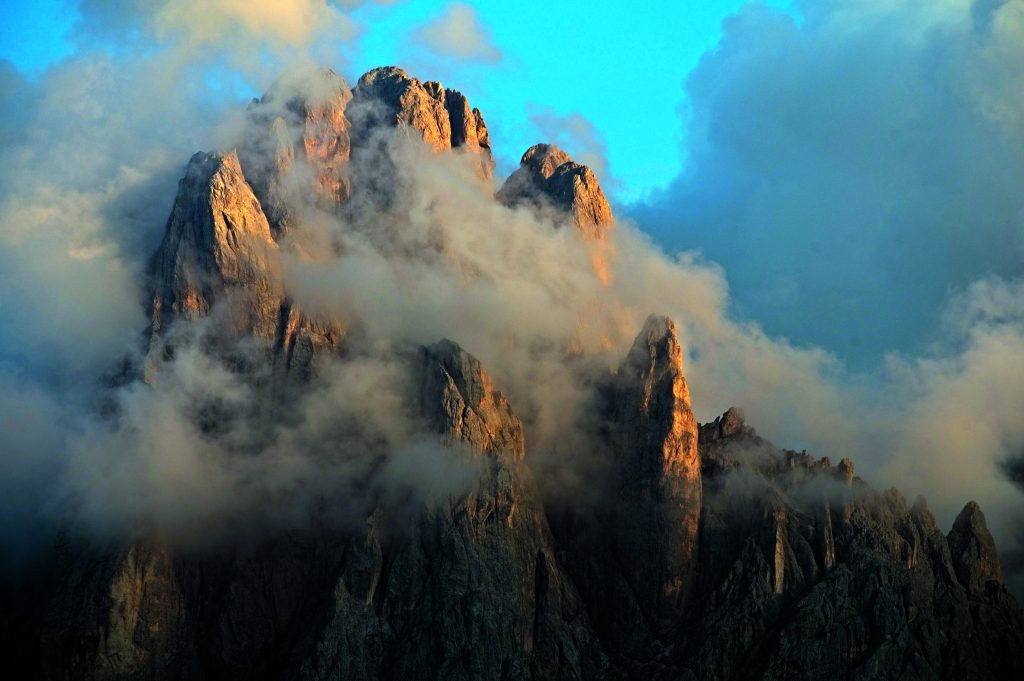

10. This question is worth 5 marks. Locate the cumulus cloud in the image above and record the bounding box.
[75,0,363,79]
[412,3,502,64]
[631,0,1024,367]
[527,105,617,190]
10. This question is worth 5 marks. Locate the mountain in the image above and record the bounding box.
[2,66,1021,681]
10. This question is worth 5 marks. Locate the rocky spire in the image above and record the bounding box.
[352,66,494,179]
[948,500,1004,592]
[497,143,613,241]
[417,339,524,460]
[238,67,354,238]
[299,339,610,680]
[149,151,283,342]
[607,314,702,629]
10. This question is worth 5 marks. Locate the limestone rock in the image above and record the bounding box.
[608,314,702,625]
[498,143,613,241]
[682,409,1024,681]
[239,68,354,237]
[148,151,283,342]
[352,67,494,178]
[948,500,1004,592]
[287,340,613,681]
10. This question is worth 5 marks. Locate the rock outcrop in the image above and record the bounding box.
[675,408,1024,681]
[148,150,283,343]
[352,66,494,179]
[498,143,613,241]
[498,143,614,282]
[606,316,702,628]
[5,65,1023,681]
[239,68,354,237]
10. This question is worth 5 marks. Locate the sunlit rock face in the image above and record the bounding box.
[498,143,614,282]
[498,142,613,241]
[6,64,1024,681]
[353,66,494,179]
[148,150,283,342]
[608,315,702,627]
[239,68,354,238]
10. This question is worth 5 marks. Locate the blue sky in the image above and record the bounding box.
[0,0,791,202]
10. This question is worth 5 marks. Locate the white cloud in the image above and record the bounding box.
[412,3,502,64]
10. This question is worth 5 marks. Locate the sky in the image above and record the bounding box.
[1,0,1024,586]
[0,0,793,202]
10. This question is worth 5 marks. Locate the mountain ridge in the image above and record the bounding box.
[2,65,1021,681]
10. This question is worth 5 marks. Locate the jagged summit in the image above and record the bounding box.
[521,143,574,178]
[240,67,354,236]
[498,141,613,241]
[353,66,494,177]
[949,500,1004,591]
[149,150,281,340]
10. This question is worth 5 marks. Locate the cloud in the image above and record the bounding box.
[630,0,1024,367]
[526,105,617,191]
[1,0,1023,599]
[75,0,364,79]
[412,3,502,64]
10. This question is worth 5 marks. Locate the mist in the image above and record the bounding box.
[0,0,1022,594]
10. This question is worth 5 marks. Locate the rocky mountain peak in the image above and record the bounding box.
[948,500,1004,591]
[239,68,354,237]
[353,66,494,178]
[418,339,524,461]
[9,64,1024,681]
[498,142,613,241]
[149,150,282,340]
[521,143,573,179]
[608,314,702,628]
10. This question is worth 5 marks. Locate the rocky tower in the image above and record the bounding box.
[498,143,613,241]
[610,314,702,626]
[352,66,494,179]
[239,68,354,237]
[498,143,615,282]
[149,151,283,342]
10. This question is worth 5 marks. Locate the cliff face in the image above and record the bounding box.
[4,65,1022,681]
[149,151,282,342]
[497,143,613,241]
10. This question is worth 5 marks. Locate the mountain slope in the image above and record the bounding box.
[2,65,1021,681]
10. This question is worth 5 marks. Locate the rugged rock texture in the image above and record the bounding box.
[5,65,1023,681]
[148,151,283,344]
[673,408,1024,681]
[948,501,1004,592]
[606,316,702,628]
[291,340,611,681]
[239,68,354,237]
[498,143,613,241]
[498,143,614,282]
[353,66,494,179]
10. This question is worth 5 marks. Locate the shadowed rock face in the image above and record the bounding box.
[682,409,1024,681]
[5,65,1024,681]
[948,500,1004,592]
